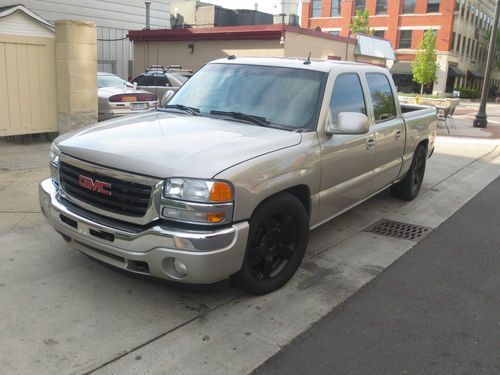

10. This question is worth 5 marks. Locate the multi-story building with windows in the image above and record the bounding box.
[301,0,500,95]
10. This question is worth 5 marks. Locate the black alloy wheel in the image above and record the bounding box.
[390,144,427,201]
[231,193,309,295]
[247,214,298,280]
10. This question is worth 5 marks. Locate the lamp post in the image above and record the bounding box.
[473,0,500,128]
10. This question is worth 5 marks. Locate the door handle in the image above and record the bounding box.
[366,138,376,150]
[395,130,402,140]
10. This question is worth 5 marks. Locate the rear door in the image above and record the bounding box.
[365,73,405,192]
[317,72,376,223]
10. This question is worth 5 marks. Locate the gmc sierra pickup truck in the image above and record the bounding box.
[39,57,437,294]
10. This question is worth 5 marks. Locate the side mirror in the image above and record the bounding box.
[161,90,175,106]
[326,112,369,136]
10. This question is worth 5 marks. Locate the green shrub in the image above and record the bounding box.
[455,87,480,99]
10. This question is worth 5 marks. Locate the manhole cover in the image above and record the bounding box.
[364,219,432,241]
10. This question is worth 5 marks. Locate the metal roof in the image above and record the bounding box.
[355,34,395,60]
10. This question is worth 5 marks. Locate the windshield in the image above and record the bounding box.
[98,75,126,89]
[169,63,327,130]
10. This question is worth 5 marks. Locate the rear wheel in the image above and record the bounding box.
[231,193,309,295]
[390,144,427,201]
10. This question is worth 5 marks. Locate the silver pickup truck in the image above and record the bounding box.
[39,57,437,294]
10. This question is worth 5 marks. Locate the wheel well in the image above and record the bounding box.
[282,185,311,216]
[418,139,429,152]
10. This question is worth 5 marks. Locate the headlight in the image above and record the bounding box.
[164,178,233,203]
[162,178,234,225]
[49,143,60,186]
[49,143,60,166]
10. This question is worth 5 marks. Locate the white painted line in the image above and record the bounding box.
[436,136,500,145]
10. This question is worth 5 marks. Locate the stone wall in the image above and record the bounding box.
[55,20,97,134]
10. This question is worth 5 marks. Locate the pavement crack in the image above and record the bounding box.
[83,293,243,374]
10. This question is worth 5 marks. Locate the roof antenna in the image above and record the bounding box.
[303,52,311,65]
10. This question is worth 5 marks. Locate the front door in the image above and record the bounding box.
[317,73,376,223]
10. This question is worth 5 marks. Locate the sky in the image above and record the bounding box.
[206,0,301,16]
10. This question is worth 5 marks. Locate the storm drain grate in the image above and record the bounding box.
[364,219,432,241]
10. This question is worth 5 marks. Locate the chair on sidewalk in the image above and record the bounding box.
[436,106,450,134]
[446,105,457,129]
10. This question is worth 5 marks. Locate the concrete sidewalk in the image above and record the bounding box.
[1,136,500,374]
[255,175,500,375]
[438,102,500,139]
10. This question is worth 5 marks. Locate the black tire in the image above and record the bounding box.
[390,144,427,201]
[231,193,309,295]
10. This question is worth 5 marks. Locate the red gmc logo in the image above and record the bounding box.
[79,175,112,196]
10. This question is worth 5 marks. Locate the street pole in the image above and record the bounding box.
[473,0,500,127]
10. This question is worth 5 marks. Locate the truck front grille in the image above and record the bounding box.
[59,161,153,217]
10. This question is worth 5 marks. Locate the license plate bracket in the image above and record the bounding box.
[130,103,148,110]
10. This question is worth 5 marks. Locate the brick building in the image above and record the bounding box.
[301,0,500,95]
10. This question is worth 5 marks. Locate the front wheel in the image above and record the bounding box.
[390,144,427,201]
[231,193,309,295]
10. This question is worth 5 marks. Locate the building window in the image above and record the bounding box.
[402,0,415,14]
[399,30,412,48]
[312,0,322,17]
[355,0,366,12]
[461,37,466,55]
[451,32,456,51]
[374,30,385,38]
[331,0,341,16]
[466,38,471,57]
[427,0,440,13]
[376,0,387,15]
[454,1,459,11]
[456,34,461,53]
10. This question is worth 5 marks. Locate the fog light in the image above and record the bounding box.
[173,258,188,277]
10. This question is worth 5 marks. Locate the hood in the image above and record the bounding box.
[55,111,302,179]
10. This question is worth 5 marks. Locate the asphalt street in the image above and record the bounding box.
[255,176,500,375]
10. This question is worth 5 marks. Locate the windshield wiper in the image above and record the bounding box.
[161,104,201,116]
[209,110,270,127]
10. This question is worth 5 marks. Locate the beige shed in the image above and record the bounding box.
[0,5,57,136]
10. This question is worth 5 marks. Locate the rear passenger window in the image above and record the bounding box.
[133,74,155,86]
[366,73,397,122]
[330,74,366,123]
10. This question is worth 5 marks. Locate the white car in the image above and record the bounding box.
[98,72,158,121]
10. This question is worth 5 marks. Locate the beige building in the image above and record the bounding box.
[128,24,390,76]
[448,0,500,94]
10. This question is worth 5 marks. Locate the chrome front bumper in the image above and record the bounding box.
[39,178,250,284]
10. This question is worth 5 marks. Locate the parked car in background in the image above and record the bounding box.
[131,65,192,100]
[97,72,158,121]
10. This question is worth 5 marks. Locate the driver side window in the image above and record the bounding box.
[330,74,366,124]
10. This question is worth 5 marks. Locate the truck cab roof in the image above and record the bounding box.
[209,56,389,74]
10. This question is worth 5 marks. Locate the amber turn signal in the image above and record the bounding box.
[207,212,225,223]
[209,182,233,202]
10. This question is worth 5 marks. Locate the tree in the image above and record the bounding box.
[482,30,500,70]
[349,9,373,35]
[411,30,438,94]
